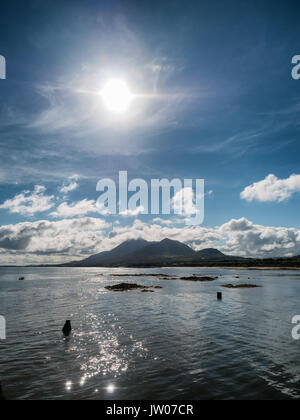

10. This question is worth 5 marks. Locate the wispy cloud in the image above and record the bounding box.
[51,199,97,218]
[59,175,80,194]
[0,185,55,216]
[196,129,265,154]
[59,181,78,194]
[120,205,145,217]
[152,217,182,225]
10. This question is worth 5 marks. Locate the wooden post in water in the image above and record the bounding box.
[217,292,222,300]
[0,383,6,400]
[62,320,72,336]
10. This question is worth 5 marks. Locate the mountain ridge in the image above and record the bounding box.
[63,238,233,267]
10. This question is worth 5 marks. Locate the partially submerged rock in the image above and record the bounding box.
[105,283,162,292]
[104,273,172,278]
[222,284,261,289]
[180,276,218,282]
[105,283,145,291]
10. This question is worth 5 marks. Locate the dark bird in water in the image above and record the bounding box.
[62,320,72,336]
[19,277,25,281]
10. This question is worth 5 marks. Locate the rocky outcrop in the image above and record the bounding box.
[105,273,173,278]
[180,276,218,282]
[222,284,261,289]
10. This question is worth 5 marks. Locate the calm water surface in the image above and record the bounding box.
[0,266,300,400]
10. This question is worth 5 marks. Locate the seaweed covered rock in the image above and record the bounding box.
[105,283,162,292]
[180,276,218,282]
[222,284,261,289]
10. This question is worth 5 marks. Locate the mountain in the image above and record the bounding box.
[66,239,153,267]
[133,238,195,258]
[196,248,227,260]
[64,238,235,267]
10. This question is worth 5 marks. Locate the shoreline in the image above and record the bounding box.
[1,265,300,271]
[162,266,300,271]
[190,266,300,271]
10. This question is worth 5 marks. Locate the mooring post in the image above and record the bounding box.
[0,383,6,400]
[62,320,72,336]
[217,292,222,300]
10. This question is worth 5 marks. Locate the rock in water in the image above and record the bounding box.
[62,320,72,336]
[222,284,261,289]
[180,276,218,282]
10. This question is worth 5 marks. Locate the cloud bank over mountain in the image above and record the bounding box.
[0,216,300,265]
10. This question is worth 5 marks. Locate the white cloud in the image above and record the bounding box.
[0,185,55,216]
[219,217,300,258]
[59,174,81,194]
[152,217,181,225]
[51,199,97,218]
[241,174,300,202]
[120,205,145,217]
[104,217,300,259]
[0,216,300,264]
[69,174,80,180]
[221,217,254,232]
[172,187,198,217]
[0,217,110,264]
[59,181,79,194]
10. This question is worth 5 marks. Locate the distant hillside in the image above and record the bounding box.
[134,238,195,258]
[196,248,227,259]
[61,237,300,269]
[66,239,153,267]
[25,238,300,268]
[63,238,238,267]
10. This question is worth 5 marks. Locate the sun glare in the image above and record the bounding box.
[101,79,133,113]
[107,384,115,393]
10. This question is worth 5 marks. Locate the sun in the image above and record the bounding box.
[100,79,133,113]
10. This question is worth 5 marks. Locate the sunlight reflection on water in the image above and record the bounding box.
[1,266,300,400]
[65,381,72,391]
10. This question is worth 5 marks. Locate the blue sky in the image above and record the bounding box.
[1,0,300,263]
